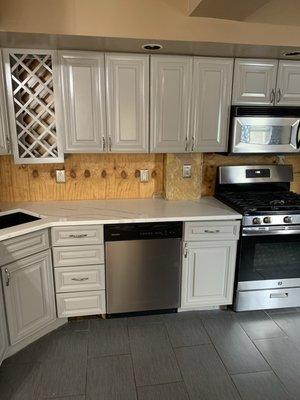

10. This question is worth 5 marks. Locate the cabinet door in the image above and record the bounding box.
[106,53,149,153]
[0,284,8,365]
[276,60,300,105]
[0,51,10,154]
[232,59,278,105]
[150,55,192,153]
[3,49,64,164]
[1,250,56,345]
[191,57,233,152]
[181,241,237,309]
[60,51,106,152]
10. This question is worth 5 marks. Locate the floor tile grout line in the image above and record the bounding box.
[200,315,246,400]
[163,318,195,400]
[126,318,139,400]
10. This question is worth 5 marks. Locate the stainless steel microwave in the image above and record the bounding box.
[229,106,300,154]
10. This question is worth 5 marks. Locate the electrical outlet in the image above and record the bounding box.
[182,164,192,178]
[56,169,66,183]
[140,169,149,182]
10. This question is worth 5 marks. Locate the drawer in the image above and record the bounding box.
[52,245,104,267]
[184,221,240,241]
[0,229,49,266]
[51,225,103,246]
[54,264,105,293]
[56,290,106,317]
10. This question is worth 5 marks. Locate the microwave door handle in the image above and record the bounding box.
[297,121,300,149]
[291,121,300,149]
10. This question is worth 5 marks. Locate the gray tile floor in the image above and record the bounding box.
[2,307,300,399]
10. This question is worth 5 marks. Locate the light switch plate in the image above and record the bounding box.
[140,169,149,182]
[182,164,192,178]
[56,170,66,183]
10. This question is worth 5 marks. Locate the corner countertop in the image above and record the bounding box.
[0,197,242,241]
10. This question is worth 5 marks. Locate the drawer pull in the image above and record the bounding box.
[71,277,89,282]
[68,234,88,239]
[4,268,10,286]
[204,229,220,234]
[270,293,288,299]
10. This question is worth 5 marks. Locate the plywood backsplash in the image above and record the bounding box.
[1,153,300,202]
[0,154,164,202]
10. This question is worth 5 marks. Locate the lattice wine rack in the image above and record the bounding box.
[3,49,64,163]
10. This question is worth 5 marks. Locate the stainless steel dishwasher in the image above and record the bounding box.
[105,222,182,315]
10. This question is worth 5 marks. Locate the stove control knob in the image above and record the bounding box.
[284,216,293,224]
[253,217,262,225]
[263,217,272,224]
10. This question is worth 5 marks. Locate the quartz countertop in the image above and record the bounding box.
[0,197,242,241]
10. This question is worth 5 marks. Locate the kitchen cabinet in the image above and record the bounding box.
[191,57,233,152]
[1,250,56,345]
[181,221,240,309]
[106,53,149,153]
[232,59,278,105]
[276,60,300,105]
[59,51,106,152]
[3,49,64,164]
[0,283,8,365]
[150,55,193,153]
[0,51,10,154]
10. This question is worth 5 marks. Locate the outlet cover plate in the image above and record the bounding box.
[56,170,66,183]
[140,169,149,182]
[182,164,192,178]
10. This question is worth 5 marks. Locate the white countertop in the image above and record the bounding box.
[0,197,242,241]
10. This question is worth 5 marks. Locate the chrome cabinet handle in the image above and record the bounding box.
[102,137,106,151]
[276,88,282,104]
[183,243,188,258]
[191,136,195,152]
[185,137,188,152]
[71,277,89,282]
[69,234,88,239]
[270,89,275,104]
[4,268,10,286]
[204,229,220,233]
[6,135,11,152]
[108,137,112,152]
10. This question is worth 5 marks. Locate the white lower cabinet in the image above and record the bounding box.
[56,290,106,318]
[181,240,237,309]
[0,283,8,365]
[1,250,57,345]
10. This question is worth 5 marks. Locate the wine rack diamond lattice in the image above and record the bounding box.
[5,51,63,163]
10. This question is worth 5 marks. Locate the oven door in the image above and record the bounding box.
[231,116,300,153]
[237,226,300,290]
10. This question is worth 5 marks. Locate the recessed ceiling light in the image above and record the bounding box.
[284,51,300,57]
[142,44,163,51]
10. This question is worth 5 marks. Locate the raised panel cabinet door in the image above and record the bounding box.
[232,59,278,105]
[106,53,149,152]
[191,57,233,152]
[0,284,8,365]
[276,60,300,105]
[0,51,10,154]
[1,250,56,345]
[150,55,193,153]
[181,241,237,309]
[59,51,106,152]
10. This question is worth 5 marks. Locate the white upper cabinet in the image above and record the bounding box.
[276,60,300,105]
[191,57,233,152]
[3,49,64,164]
[0,51,10,154]
[106,53,149,153]
[232,59,278,105]
[59,51,106,153]
[150,55,193,153]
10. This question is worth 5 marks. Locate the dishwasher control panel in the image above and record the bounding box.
[104,222,183,241]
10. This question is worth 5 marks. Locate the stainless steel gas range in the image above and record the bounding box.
[215,164,300,312]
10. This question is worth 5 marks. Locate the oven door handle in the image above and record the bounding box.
[242,227,300,236]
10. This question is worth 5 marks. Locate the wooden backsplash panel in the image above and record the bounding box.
[0,154,164,201]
